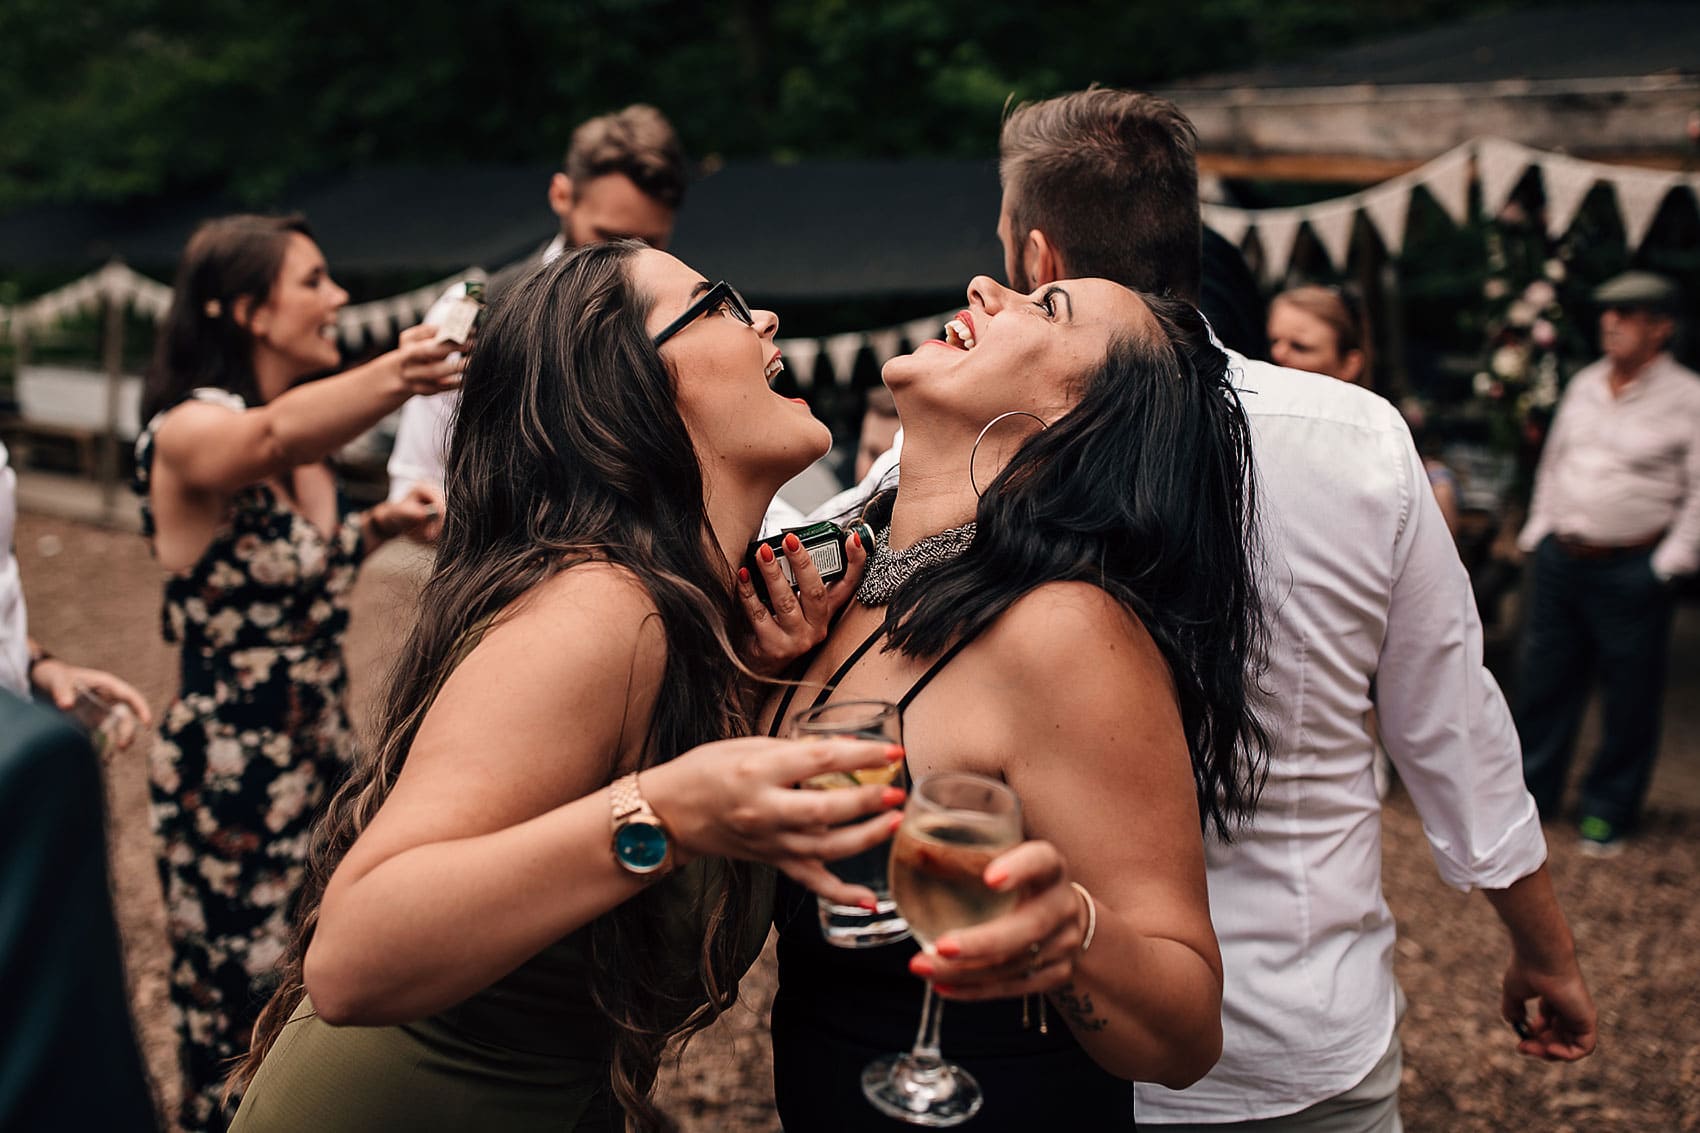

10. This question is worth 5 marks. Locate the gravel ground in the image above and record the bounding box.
[15,507,1700,1132]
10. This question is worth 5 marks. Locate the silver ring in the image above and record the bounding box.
[969,411,1049,498]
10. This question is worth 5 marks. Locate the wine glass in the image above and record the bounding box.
[69,683,136,757]
[862,771,1023,1126]
[789,700,912,948]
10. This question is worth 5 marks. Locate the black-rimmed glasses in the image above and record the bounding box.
[652,280,754,347]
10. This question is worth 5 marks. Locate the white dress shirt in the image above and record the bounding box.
[1,440,33,697]
[818,353,1547,1121]
[1517,351,1700,580]
[386,236,569,503]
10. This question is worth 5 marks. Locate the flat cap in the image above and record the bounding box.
[1593,270,1680,312]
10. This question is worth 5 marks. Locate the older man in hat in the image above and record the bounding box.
[1515,270,1700,854]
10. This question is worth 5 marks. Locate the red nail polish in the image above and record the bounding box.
[885,744,906,761]
[858,896,879,912]
[737,566,750,584]
[936,939,961,959]
[910,956,935,978]
[888,812,904,833]
[880,786,906,807]
[758,543,775,564]
[933,984,957,996]
[850,531,862,549]
[783,532,802,553]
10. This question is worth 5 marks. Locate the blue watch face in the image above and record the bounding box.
[615,822,669,873]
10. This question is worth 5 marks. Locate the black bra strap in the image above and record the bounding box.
[896,630,982,712]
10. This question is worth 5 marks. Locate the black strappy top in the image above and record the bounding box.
[767,615,1136,1131]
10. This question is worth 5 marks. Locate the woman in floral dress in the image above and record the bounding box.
[135,214,463,1131]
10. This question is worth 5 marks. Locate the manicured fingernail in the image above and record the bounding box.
[858,896,879,911]
[737,567,750,584]
[935,938,961,959]
[758,543,775,564]
[910,955,935,977]
[888,813,905,833]
[880,786,906,807]
[984,866,1009,889]
[885,744,905,761]
[933,984,957,996]
[783,532,802,553]
[850,531,862,549]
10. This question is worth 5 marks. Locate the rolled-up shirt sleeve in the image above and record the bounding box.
[384,284,465,503]
[1651,387,1700,579]
[1377,421,1547,892]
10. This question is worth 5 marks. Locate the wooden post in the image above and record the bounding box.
[100,277,124,524]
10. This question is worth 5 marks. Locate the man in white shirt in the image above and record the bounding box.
[1,439,151,729]
[386,104,688,503]
[1514,271,1700,854]
[827,87,1597,1130]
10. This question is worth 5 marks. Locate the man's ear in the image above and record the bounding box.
[1025,228,1064,289]
[548,173,575,222]
[1338,348,1367,385]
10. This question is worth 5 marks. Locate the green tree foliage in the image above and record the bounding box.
[0,0,1503,210]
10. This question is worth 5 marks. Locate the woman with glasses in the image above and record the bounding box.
[228,242,892,1132]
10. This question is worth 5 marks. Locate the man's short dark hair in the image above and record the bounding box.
[1000,88,1202,304]
[565,104,688,210]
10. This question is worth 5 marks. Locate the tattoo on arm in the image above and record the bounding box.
[1052,981,1108,1032]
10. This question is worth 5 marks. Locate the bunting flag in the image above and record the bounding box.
[1253,211,1304,284]
[779,337,821,388]
[3,139,1696,359]
[1476,138,1536,220]
[1360,177,1415,255]
[1423,144,1475,226]
[1538,153,1599,240]
[1306,202,1359,272]
[1202,203,1252,248]
[823,332,864,386]
[1612,168,1682,252]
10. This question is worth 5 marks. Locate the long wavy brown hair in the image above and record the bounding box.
[232,241,763,1130]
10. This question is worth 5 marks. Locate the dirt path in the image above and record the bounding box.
[16,508,1700,1131]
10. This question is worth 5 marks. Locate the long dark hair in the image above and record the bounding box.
[143,213,311,422]
[879,298,1268,839]
[235,241,761,1130]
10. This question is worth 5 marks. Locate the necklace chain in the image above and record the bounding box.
[855,522,976,606]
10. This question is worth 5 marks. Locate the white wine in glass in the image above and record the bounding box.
[863,771,1022,1126]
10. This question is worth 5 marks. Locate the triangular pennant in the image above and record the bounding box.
[1476,138,1534,219]
[338,311,367,350]
[1361,179,1414,255]
[867,328,902,362]
[1423,145,1474,226]
[824,333,863,386]
[1253,211,1303,283]
[1539,154,1597,239]
[904,315,943,350]
[1611,168,1680,252]
[776,337,819,389]
[1202,204,1253,248]
[1306,203,1358,272]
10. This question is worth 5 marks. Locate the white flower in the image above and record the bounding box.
[1532,319,1558,349]
[248,602,282,628]
[205,606,245,647]
[1483,278,1510,300]
[1473,372,1495,397]
[244,933,287,978]
[1491,345,1528,379]
[1524,280,1556,308]
[198,856,243,897]
[206,734,246,778]
[1544,258,1567,282]
[1506,300,1537,328]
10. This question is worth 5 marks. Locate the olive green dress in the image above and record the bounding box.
[230,859,771,1132]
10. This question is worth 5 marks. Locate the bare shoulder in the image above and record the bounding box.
[150,396,244,459]
[491,560,668,676]
[982,581,1160,672]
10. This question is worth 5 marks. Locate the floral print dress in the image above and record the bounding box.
[134,389,367,1132]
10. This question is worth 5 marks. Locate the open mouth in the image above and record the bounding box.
[943,311,977,351]
[765,353,785,382]
[319,322,339,341]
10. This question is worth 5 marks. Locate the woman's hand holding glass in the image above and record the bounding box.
[646,735,905,908]
[737,528,867,676]
[909,838,1089,1001]
[392,324,467,396]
